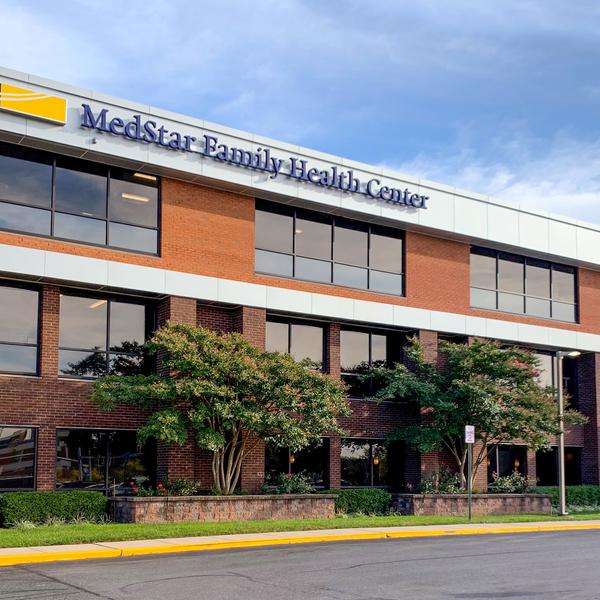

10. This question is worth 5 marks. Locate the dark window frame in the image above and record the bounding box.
[255,200,405,295]
[0,282,41,376]
[0,143,160,256]
[0,425,37,491]
[265,315,327,371]
[340,437,389,488]
[470,246,578,323]
[58,291,155,380]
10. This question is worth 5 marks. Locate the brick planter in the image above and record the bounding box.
[109,494,336,524]
[392,493,552,516]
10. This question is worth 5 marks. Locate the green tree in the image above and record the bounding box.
[92,323,349,494]
[369,338,586,488]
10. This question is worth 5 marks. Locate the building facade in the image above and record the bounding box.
[0,68,599,494]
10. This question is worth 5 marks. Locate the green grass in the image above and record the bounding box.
[1,512,599,549]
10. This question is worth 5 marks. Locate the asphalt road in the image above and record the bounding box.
[1,531,600,600]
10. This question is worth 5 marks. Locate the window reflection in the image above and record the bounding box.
[0,427,36,490]
[55,159,107,218]
[0,145,52,208]
[341,439,392,487]
[265,319,324,369]
[265,439,326,488]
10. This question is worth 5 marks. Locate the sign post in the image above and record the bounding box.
[465,425,475,521]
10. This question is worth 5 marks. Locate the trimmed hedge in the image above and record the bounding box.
[0,491,107,526]
[332,489,392,515]
[534,486,600,508]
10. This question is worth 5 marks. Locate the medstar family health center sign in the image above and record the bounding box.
[81,104,429,209]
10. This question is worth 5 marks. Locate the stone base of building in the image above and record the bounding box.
[392,493,552,516]
[109,494,336,524]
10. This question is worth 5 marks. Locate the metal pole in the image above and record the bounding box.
[467,443,472,521]
[556,354,568,516]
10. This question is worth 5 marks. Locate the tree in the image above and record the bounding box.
[92,323,350,494]
[369,338,586,488]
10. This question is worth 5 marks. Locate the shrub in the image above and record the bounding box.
[420,469,462,494]
[489,470,530,493]
[128,479,204,497]
[534,485,600,509]
[0,491,106,527]
[333,489,392,515]
[261,472,316,495]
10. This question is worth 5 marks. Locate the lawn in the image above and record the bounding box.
[1,512,599,548]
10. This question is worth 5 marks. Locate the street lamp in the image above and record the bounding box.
[555,350,581,516]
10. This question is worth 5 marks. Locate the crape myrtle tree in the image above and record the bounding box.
[368,338,586,489]
[92,323,350,494]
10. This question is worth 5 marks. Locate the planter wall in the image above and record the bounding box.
[392,493,552,516]
[109,494,336,524]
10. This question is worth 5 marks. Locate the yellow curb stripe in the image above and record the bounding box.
[1,523,600,567]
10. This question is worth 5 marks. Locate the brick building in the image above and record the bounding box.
[0,68,598,494]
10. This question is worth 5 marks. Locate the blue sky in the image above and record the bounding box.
[2,1,600,222]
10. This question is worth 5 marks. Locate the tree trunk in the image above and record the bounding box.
[211,428,246,495]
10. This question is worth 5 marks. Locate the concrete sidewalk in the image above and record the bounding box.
[1,520,600,567]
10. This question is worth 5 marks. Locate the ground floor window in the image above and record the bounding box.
[341,438,401,487]
[487,444,527,484]
[265,439,327,488]
[56,429,156,495]
[0,426,37,490]
[536,447,582,486]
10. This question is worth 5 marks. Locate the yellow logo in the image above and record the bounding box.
[0,83,67,125]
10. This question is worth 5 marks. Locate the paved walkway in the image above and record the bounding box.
[1,519,600,567]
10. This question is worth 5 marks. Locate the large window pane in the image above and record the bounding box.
[255,208,293,253]
[333,264,368,289]
[498,292,524,314]
[109,171,158,228]
[471,287,496,310]
[295,214,331,260]
[0,345,37,374]
[526,260,550,298]
[109,223,157,254]
[553,266,575,303]
[295,257,331,283]
[265,440,326,488]
[0,287,38,344]
[526,297,550,318]
[59,296,107,350]
[59,350,107,378]
[290,323,323,366]
[0,144,52,208]
[341,439,371,487]
[55,160,107,218]
[552,301,576,322]
[255,249,293,277]
[498,254,524,293]
[334,221,368,267]
[0,202,51,236]
[372,441,389,486]
[340,330,369,372]
[471,250,496,289]
[534,353,554,388]
[266,321,289,354]
[370,232,402,273]
[370,270,402,295]
[54,213,106,245]
[372,334,387,364]
[0,426,36,490]
[110,302,145,351]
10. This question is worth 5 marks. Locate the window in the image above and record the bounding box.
[56,429,156,495]
[340,328,401,397]
[536,447,581,486]
[341,439,399,487]
[255,200,404,295]
[265,439,327,488]
[0,142,159,254]
[470,247,577,322]
[0,285,39,375]
[0,426,36,490]
[487,444,526,484]
[58,294,150,378]
[265,318,324,369]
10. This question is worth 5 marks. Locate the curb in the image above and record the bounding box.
[1,522,600,567]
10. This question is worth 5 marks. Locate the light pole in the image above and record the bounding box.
[555,349,581,516]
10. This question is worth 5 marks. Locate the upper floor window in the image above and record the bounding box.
[265,317,324,370]
[255,200,404,295]
[0,426,37,490]
[58,294,151,378]
[470,247,577,322]
[0,284,39,375]
[0,143,159,254]
[340,328,401,397]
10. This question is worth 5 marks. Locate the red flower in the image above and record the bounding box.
[157,483,164,489]
[133,488,139,494]
[129,481,135,487]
